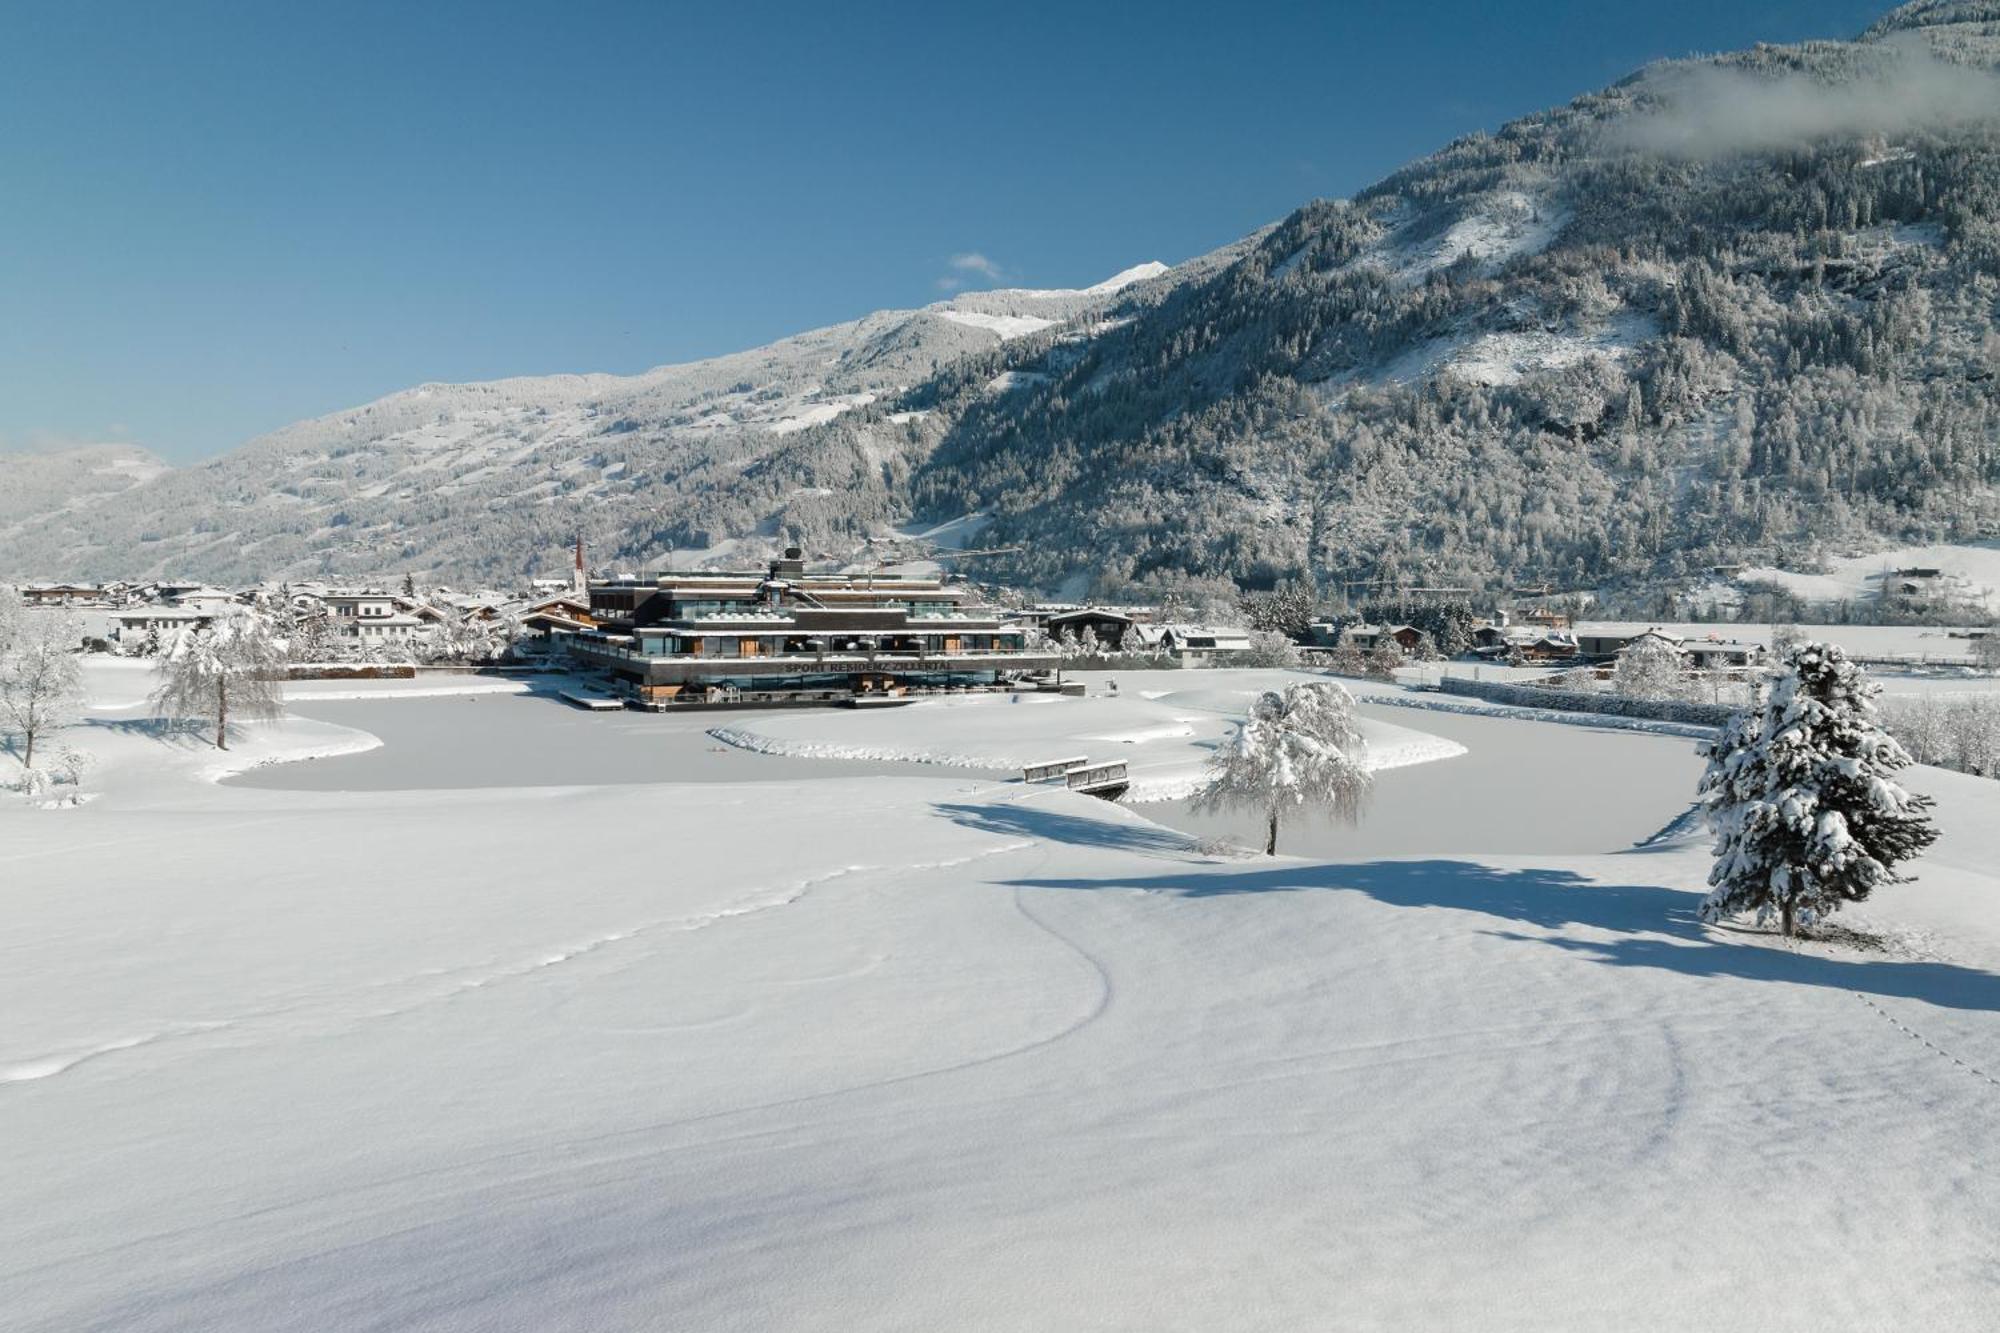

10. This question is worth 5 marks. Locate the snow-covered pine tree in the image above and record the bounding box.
[0,606,83,772]
[1975,626,2000,672]
[1194,680,1371,855]
[1698,641,1937,938]
[150,608,288,750]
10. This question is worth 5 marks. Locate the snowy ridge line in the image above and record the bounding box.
[0,1023,230,1085]
[1364,692,1720,740]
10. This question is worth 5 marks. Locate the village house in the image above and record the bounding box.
[1574,627,1666,660]
[1334,622,1427,657]
[21,583,114,607]
[1132,623,1256,665]
[109,606,215,649]
[1606,628,1686,661]
[1044,607,1139,652]
[1474,623,1579,662]
[320,590,427,646]
[1335,622,1388,653]
[1681,637,1768,671]
[570,548,1056,706]
[1517,632,1581,663]
[168,587,244,615]
[516,593,598,650]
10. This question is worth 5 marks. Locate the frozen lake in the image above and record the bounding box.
[1146,702,1707,858]
[232,687,1706,859]
[227,690,981,790]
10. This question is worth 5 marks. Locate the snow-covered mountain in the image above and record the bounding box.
[0,267,1189,583]
[0,444,169,537]
[5,1,1999,599]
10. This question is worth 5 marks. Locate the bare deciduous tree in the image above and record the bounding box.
[0,605,83,774]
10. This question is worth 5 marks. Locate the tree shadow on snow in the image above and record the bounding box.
[81,715,210,748]
[1005,857,2000,1015]
[933,800,1199,857]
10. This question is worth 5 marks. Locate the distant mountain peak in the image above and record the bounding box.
[1865,0,2000,37]
[1083,262,1171,295]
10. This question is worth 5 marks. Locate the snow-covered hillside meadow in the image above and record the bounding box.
[5,664,2000,1329]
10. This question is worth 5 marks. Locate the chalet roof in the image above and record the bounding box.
[522,612,593,632]
[111,607,211,620]
[1046,607,1135,625]
[1151,622,1253,648]
[1615,630,1687,653]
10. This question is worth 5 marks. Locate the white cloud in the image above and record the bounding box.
[1607,33,2000,159]
[936,251,1010,292]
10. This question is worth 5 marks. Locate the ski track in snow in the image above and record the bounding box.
[0,839,1048,1088]
[0,821,1125,1295]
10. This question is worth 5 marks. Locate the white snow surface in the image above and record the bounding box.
[934,309,1058,340]
[1738,542,2000,614]
[6,664,2000,1330]
[1573,618,1993,663]
[1383,191,1570,287]
[1082,260,1171,294]
[711,671,1466,801]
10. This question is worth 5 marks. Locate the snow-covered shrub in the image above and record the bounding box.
[1237,631,1302,669]
[1698,642,1937,937]
[1437,676,1738,726]
[51,745,93,788]
[1613,636,1694,701]
[1193,680,1372,855]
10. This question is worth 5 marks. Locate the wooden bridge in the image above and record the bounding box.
[1022,756,1128,800]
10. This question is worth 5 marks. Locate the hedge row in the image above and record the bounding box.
[1437,677,1738,727]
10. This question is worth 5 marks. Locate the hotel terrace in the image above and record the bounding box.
[570,548,1057,706]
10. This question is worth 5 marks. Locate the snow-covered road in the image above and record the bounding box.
[4,666,1999,1329]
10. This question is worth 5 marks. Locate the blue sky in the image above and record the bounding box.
[4,0,1890,464]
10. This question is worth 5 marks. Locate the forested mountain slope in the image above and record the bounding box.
[897,0,2000,600]
[4,1,1998,598]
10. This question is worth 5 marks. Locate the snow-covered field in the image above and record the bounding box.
[1740,541,2000,613]
[1571,619,1994,666]
[5,665,2000,1329]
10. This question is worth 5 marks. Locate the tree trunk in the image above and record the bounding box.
[1780,897,1797,938]
[1265,806,1279,857]
[216,678,229,750]
[21,728,34,770]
